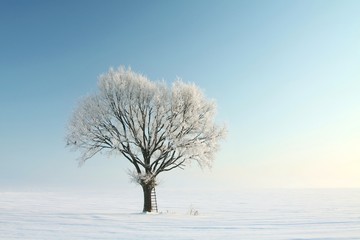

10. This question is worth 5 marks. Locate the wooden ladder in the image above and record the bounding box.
[151,187,158,212]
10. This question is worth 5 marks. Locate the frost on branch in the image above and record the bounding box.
[129,170,157,188]
[66,66,227,183]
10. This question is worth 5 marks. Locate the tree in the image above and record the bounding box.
[66,67,226,212]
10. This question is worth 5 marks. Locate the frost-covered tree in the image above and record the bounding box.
[66,67,226,212]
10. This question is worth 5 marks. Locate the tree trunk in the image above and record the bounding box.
[142,183,153,212]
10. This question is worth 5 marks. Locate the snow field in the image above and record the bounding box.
[1,188,359,239]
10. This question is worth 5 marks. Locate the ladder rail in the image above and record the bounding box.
[151,187,158,212]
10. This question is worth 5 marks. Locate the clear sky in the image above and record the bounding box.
[1,0,359,191]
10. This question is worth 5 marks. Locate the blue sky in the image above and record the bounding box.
[1,0,359,190]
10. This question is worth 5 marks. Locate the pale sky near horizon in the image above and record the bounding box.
[1,0,359,191]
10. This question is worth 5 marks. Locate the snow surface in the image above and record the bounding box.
[1,188,359,239]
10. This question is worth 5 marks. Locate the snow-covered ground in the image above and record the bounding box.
[1,188,359,239]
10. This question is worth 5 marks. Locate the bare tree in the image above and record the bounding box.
[66,67,226,212]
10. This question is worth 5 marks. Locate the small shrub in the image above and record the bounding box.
[189,205,199,216]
